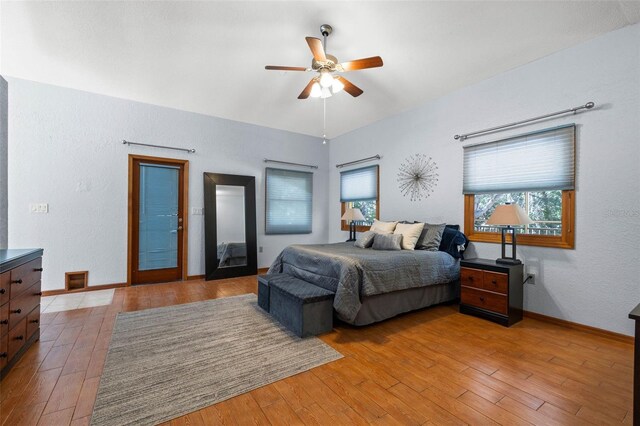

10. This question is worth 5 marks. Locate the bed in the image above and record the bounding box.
[267,242,460,325]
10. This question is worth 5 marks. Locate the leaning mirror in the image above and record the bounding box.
[203,173,257,280]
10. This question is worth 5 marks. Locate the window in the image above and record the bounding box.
[340,165,379,231]
[265,168,312,234]
[463,125,575,248]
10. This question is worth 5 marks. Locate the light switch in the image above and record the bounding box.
[29,203,49,213]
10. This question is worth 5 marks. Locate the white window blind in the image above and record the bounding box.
[340,165,378,202]
[463,124,575,194]
[265,168,313,234]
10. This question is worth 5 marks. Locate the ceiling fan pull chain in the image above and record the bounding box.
[323,98,327,145]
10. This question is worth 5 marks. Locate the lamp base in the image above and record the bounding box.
[496,258,522,265]
[346,238,356,242]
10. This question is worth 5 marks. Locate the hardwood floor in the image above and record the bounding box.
[0,276,633,425]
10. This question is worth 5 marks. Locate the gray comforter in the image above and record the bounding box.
[268,242,459,323]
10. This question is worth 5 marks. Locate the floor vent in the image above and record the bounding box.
[65,271,88,291]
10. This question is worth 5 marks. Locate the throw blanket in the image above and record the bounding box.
[268,242,459,323]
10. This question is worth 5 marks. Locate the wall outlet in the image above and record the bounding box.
[191,207,204,215]
[29,203,49,213]
[259,246,263,253]
[526,273,536,285]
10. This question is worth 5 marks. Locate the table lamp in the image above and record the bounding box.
[486,203,533,265]
[341,207,365,242]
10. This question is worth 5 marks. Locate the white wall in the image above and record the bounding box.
[329,24,640,335]
[0,77,7,249]
[7,78,329,290]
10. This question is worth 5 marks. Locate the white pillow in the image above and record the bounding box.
[369,219,398,234]
[393,222,425,250]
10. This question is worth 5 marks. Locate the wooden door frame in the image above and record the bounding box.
[127,154,189,286]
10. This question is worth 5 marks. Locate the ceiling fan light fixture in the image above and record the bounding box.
[320,86,332,98]
[319,70,334,88]
[331,77,344,93]
[310,82,322,98]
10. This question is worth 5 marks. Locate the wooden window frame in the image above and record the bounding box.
[464,190,575,249]
[340,167,380,232]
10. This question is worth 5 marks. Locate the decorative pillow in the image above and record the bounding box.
[354,231,376,249]
[369,219,398,234]
[439,226,469,259]
[393,222,425,250]
[372,233,403,251]
[416,223,446,251]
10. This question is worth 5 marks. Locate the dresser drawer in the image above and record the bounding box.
[8,318,26,360]
[0,303,8,337]
[26,306,40,340]
[0,333,7,370]
[483,271,508,294]
[0,272,9,305]
[461,267,484,290]
[9,281,41,329]
[10,258,42,300]
[461,286,508,315]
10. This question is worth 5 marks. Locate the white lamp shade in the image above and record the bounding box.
[341,207,365,222]
[309,82,322,98]
[331,77,344,93]
[486,203,533,226]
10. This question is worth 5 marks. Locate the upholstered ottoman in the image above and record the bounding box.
[269,275,335,338]
[257,274,280,312]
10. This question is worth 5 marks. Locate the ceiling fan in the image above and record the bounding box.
[265,24,383,99]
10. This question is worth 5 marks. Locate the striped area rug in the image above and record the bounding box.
[91,294,342,425]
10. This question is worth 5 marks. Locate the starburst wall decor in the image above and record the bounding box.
[397,154,439,201]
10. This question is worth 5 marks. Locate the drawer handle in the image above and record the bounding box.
[0,319,7,325]
[0,352,7,358]
[15,335,24,341]
[11,279,22,284]
[468,276,474,281]
[491,280,497,284]
[30,319,39,324]
[34,268,43,272]
[12,309,21,314]
[34,292,43,296]
[479,296,485,302]
[0,289,5,294]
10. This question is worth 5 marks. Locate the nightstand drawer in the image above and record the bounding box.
[461,286,507,315]
[483,271,508,294]
[461,267,484,289]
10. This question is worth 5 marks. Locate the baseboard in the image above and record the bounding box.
[42,282,126,297]
[523,310,633,344]
[187,274,205,281]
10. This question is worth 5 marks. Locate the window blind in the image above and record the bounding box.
[340,165,378,202]
[463,124,575,194]
[265,168,313,234]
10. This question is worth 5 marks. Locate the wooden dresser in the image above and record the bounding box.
[0,248,43,379]
[459,258,523,327]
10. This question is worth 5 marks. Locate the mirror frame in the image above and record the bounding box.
[204,172,257,280]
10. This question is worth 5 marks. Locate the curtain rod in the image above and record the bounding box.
[454,101,595,141]
[336,154,381,169]
[122,140,196,153]
[264,159,318,169]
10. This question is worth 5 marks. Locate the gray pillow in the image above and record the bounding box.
[416,223,446,251]
[354,231,376,249]
[372,233,403,250]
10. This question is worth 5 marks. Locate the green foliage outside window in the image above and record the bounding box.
[349,200,377,225]
[474,190,562,236]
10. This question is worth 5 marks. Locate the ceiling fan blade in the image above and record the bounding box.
[298,79,316,99]
[339,56,384,72]
[336,76,363,97]
[265,65,307,71]
[305,37,327,62]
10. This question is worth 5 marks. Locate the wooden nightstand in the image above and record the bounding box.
[459,258,523,327]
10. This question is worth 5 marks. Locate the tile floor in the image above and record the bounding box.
[40,289,116,313]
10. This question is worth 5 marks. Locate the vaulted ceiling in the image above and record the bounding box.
[2,1,639,138]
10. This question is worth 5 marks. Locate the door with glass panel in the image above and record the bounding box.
[129,156,187,285]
